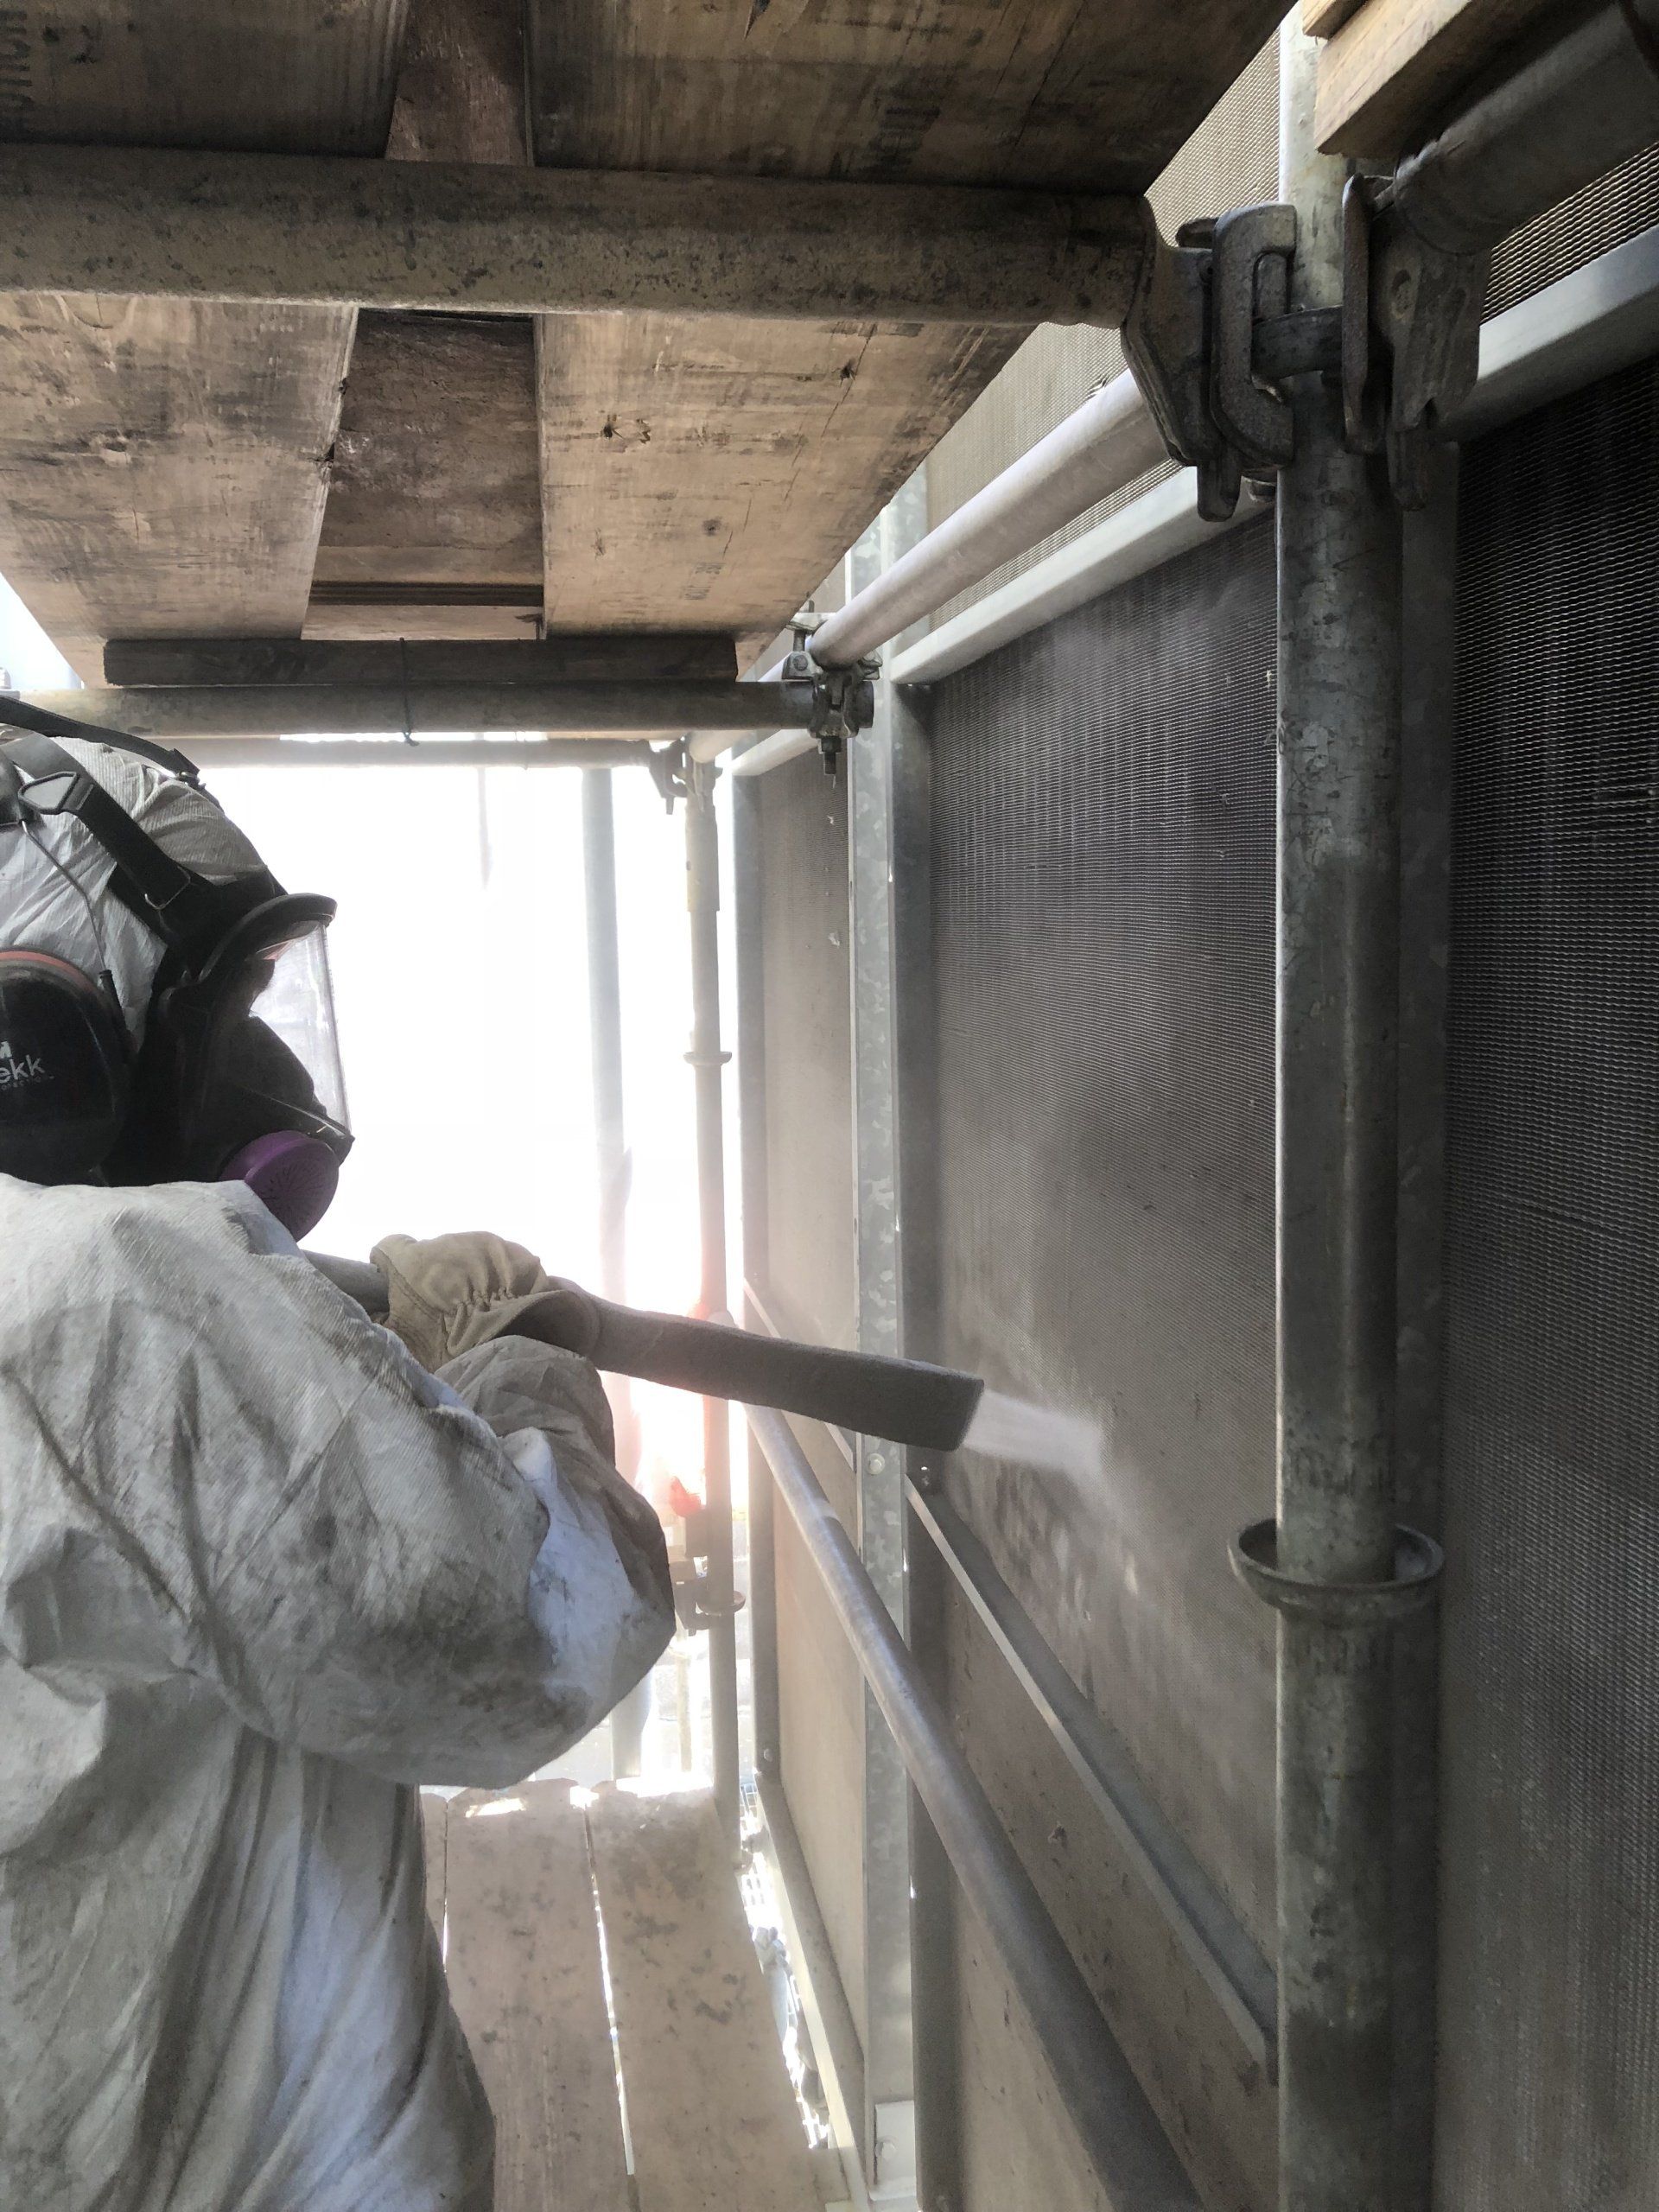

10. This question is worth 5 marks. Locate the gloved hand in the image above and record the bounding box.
[372,1231,672,1700]
[371,1230,581,1372]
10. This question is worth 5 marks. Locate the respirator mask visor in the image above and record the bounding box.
[153,893,353,1237]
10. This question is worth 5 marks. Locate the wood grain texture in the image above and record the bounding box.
[387,0,527,166]
[587,1785,821,2212]
[1315,0,1569,155]
[305,585,543,640]
[316,312,543,594]
[527,0,1281,639]
[1303,0,1369,35]
[0,1,408,155]
[445,1783,630,2212]
[529,0,1282,194]
[325,0,544,642]
[0,2,405,673]
[537,309,1014,633]
[0,293,353,680]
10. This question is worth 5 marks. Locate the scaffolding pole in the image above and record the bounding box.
[1247,25,1428,2212]
[685,766,741,1847]
[583,768,647,1780]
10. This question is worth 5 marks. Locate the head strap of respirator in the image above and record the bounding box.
[0,702,352,1236]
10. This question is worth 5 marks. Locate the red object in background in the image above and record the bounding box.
[668,1478,703,1522]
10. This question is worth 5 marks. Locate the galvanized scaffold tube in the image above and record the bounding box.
[1234,24,1437,2212]
[685,766,742,1846]
[583,768,647,1779]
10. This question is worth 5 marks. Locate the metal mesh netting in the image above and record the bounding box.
[925,517,1280,1942]
[1437,353,1659,2209]
[1485,144,1659,319]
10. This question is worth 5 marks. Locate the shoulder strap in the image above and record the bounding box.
[0,697,204,784]
[0,726,278,956]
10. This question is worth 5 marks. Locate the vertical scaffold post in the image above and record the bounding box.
[583,767,647,1779]
[849,677,923,2202]
[1272,21,1408,2210]
[686,762,741,1847]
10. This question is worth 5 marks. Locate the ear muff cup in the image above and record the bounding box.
[0,950,130,1184]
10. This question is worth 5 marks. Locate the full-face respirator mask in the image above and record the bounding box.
[0,709,352,1238]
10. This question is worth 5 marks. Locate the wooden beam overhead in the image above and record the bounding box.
[0,143,1151,329]
[528,0,1285,195]
[0,1,410,156]
[1314,0,1572,156]
[315,313,543,604]
[0,0,411,675]
[20,679,810,739]
[0,296,354,681]
[536,309,1017,637]
[105,635,740,686]
[302,584,543,642]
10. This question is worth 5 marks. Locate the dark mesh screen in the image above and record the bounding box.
[1486,145,1659,320]
[925,518,1279,1945]
[1437,353,1659,2209]
[753,753,855,1351]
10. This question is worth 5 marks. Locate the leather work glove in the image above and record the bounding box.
[371,1230,586,1370]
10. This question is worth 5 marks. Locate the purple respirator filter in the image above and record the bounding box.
[220,1129,340,1241]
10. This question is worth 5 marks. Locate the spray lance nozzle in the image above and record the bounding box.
[306,1251,985,1454]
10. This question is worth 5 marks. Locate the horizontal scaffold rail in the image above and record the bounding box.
[0,144,1149,328]
[12,682,808,740]
[102,636,741,688]
[745,1402,1200,2212]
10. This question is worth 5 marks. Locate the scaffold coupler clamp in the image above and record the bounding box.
[782,607,877,776]
[647,735,690,811]
[1122,205,1305,521]
[1124,186,1480,513]
[1347,170,1486,507]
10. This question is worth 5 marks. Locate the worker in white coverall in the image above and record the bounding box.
[0,717,676,2211]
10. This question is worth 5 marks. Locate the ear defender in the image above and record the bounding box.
[0,950,131,1185]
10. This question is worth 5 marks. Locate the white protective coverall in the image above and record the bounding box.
[0,741,675,2212]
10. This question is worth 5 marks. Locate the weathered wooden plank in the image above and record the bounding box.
[304,584,543,641]
[444,1782,630,2212]
[0,294,354,681]
[105,634,739,686]
[326,0,538,643]
[421,1789,448,1942]
[0,1,407,155]
[316,312,543,598]
[1315,0,1567,156]
[387,0,527,166]
[0,2,407,676]
[529,0,1284,195]
[587,1786,820,2212]
[526,0,1284,644]
[537,311,1015,634]
[1303,0,1369,35]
